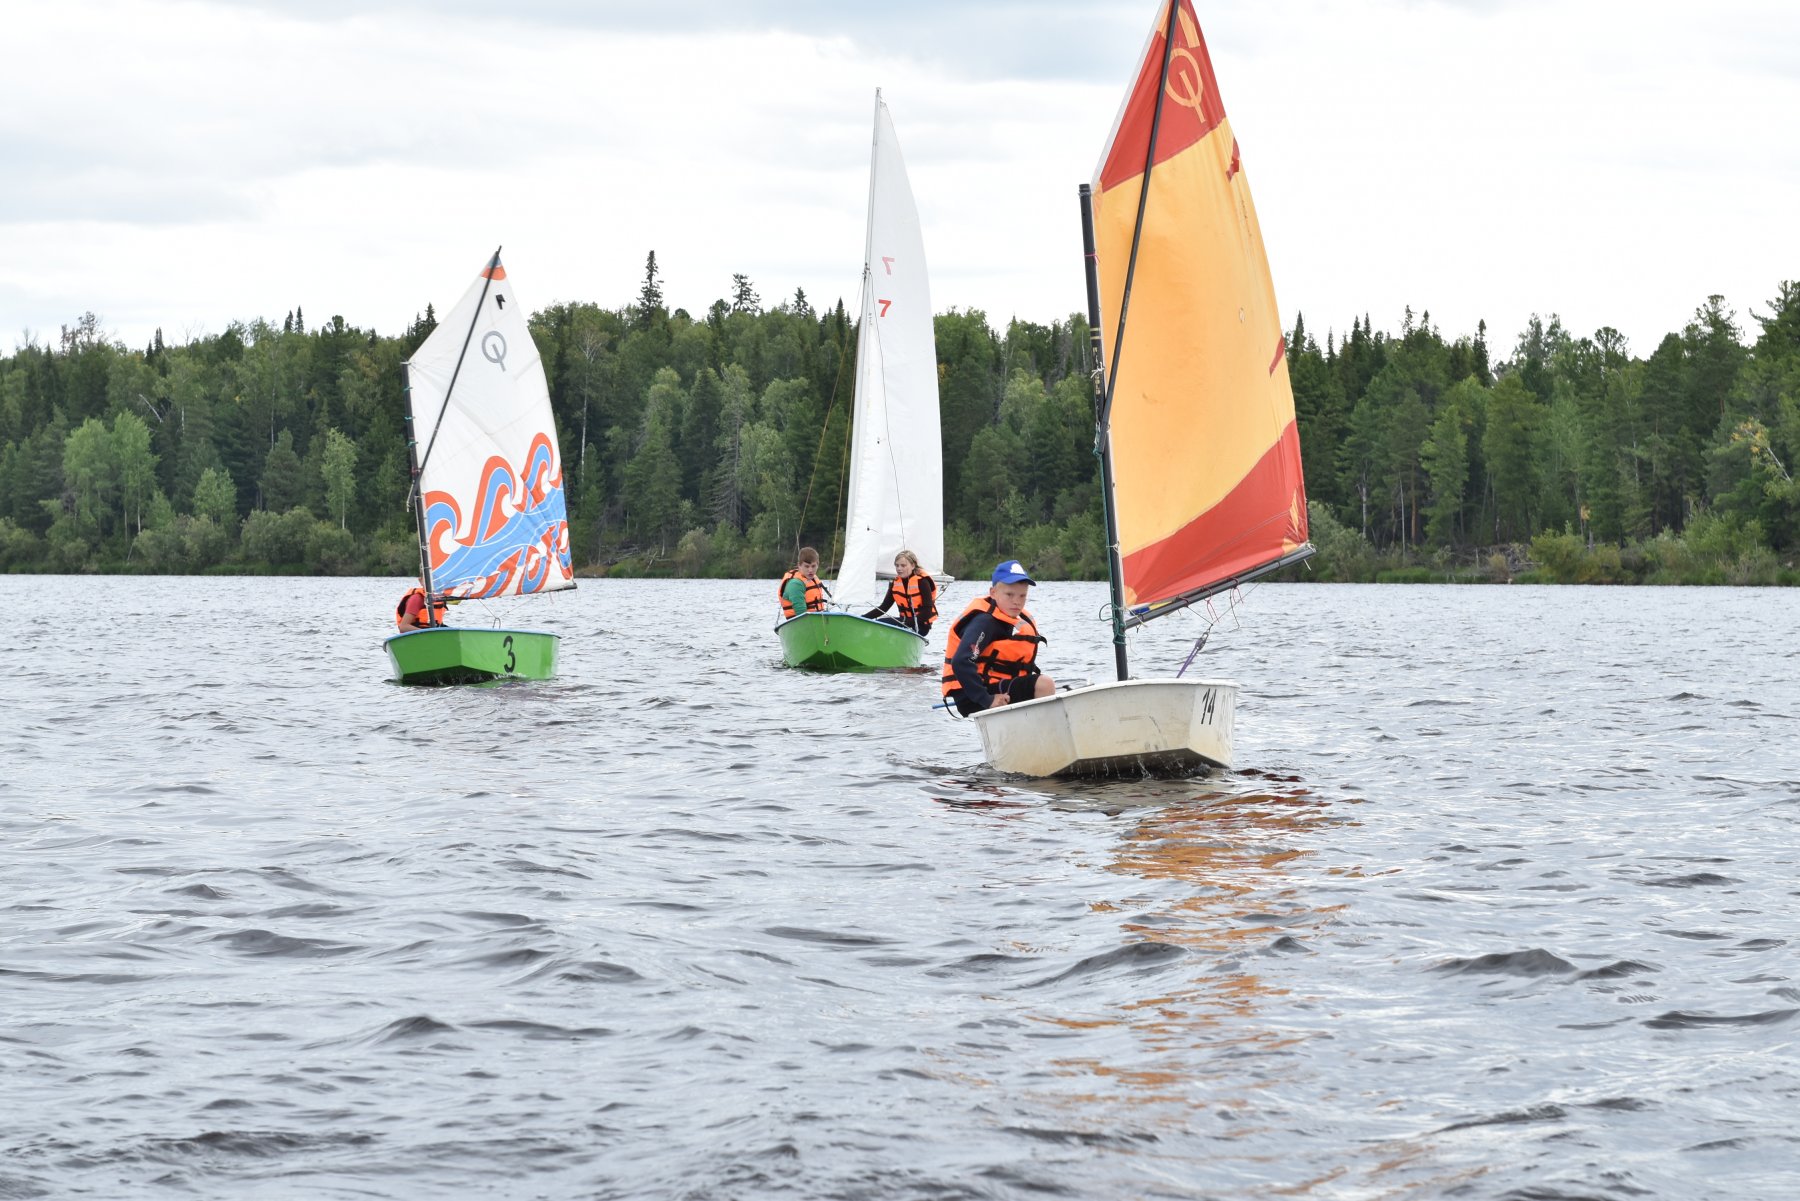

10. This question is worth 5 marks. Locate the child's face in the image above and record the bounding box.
[894,557,913,577]
[800,560,817,578]
[990,581,1030,617]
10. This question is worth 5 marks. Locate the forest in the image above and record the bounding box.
[1,254,1796,586]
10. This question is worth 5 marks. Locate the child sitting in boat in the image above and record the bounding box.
[940,560,1055,715]
[395,578,449,631]
[778,547,829,619]
[862,549,938,637]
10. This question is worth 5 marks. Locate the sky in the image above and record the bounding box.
[4,0,1798,361]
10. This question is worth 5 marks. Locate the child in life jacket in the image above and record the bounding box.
[862,548,937,637]
[395,577,450,631]
[778,547,829,619]
[940,560,1055,716]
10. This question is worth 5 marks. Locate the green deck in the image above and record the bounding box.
[384,627,559,685]
[776,613,927,671]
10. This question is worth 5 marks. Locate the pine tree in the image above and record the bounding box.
[636,252,663,330]
[731,273,760,314]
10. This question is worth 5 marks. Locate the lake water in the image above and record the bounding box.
[3,577,1796,1200]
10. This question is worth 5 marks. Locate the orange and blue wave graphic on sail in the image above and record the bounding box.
[423,432,572,598]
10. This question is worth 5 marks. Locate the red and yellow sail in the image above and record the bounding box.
[1092,0,1308,614]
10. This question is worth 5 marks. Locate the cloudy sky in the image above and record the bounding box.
[5,0,1797,359]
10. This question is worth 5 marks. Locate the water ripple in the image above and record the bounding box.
[3,578,1797,1200]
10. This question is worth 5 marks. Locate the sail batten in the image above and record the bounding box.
[404,253,574,601]
[1091,0,1310,616]
[836,93,943,610]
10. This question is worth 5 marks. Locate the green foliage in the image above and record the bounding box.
[0,518,40,570]
[1528,529,1586,584]
[1300,501,1378,582]
[1,276,1794,583]
[240,507,317,569]
[113,411,157,535]
[62,417,118,533]
[260,430,308,513]
[193,467,237,528]
[1483,374,1544,541]
[320,427,357,529]
[306,520,358,575]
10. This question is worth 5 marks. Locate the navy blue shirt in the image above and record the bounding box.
[949,611,1020,708]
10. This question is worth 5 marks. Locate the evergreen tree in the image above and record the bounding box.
[260,430,308,512]
[731,273,760,314]
[636,251,664,329]
[1484,374,1544,541]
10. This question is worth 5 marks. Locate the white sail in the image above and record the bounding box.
[406,253,574,600]
[835,91,943,611]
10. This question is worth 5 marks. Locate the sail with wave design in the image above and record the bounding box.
[1091,0,1308,620]
[406,252,574,601]
[383,248,573,685]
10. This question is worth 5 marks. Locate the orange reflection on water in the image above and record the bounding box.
[1030,776,1355,1126]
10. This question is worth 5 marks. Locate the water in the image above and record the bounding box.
[3,577,1796,1200]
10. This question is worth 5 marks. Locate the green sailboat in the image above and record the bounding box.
[775,91,945,671]
[384,249,575,685]
[777,611,930,672]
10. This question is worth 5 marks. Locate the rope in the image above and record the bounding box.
[795,319,854,559]
[1171,582,1259,676]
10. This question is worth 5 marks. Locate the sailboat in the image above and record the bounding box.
[384,249,576,685]
[971,0,1313,775]
[777,89,946,671]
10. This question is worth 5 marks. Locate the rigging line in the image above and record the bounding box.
[797,309,854,559]
[1175,630,1210,678]
[1098,0,1181,434]
[410,245,503,511]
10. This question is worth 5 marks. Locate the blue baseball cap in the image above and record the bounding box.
[991,559,1036,585]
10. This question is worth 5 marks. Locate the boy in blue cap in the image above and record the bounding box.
[939,559,1056,716]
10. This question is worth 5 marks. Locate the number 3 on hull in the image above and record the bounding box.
[971,0,1313,776]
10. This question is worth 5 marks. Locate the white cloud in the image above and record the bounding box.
[2,0,1796,357]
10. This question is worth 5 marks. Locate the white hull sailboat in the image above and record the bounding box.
[779,90,946,670]
[383,249,575,684]
[972,0,1312,776]
[975,678,1237,777]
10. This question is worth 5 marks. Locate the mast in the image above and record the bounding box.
[400,361,433,596]
[839,89,883,578]
[1080,184,1129,684]
[1088,0,1181,683]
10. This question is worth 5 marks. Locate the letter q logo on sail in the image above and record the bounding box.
[482,331,508,370]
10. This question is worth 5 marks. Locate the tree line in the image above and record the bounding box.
[1,254,1796,585]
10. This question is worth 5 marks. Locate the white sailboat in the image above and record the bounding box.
[384,249,576,684]
[971,0,1313,774]
[778,89,946,671]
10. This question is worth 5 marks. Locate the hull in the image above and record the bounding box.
[776,613,927,671]
[971,678,1237,777]
[384,627,558,686]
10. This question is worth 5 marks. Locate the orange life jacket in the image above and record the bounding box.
[395,586,449,631]
[940,596,1043,701]
[778,569,828,619]
[891,572,936,629]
